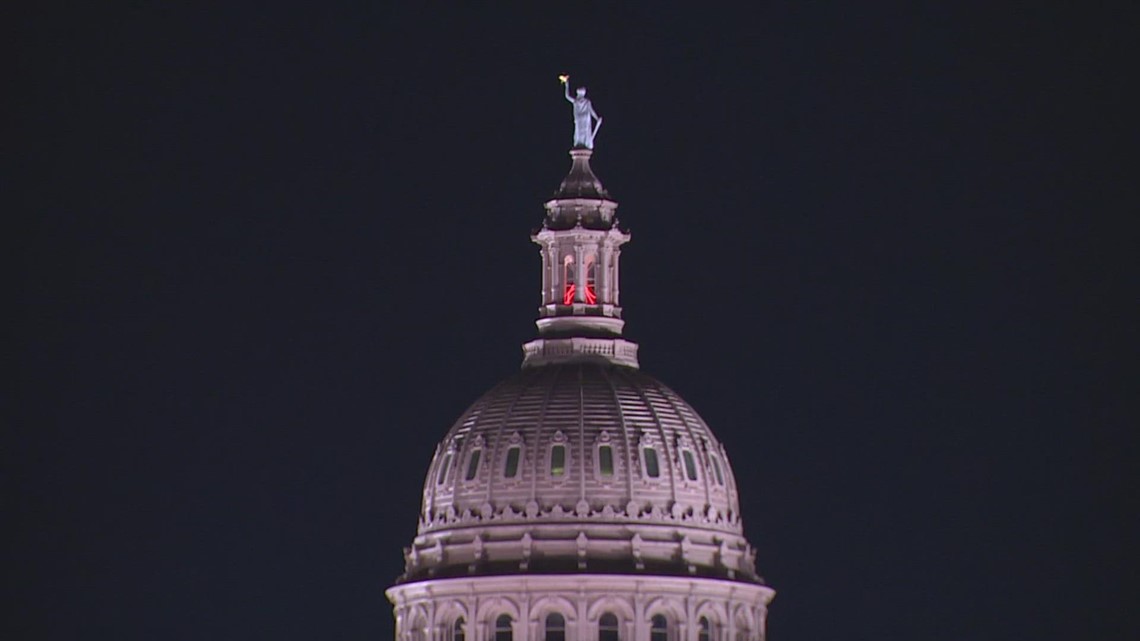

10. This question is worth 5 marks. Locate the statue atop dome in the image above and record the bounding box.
[559,74,602,149]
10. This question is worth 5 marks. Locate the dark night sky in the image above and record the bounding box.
[9,4,1135,640]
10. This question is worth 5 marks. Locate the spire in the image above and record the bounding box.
[521,78,637,368]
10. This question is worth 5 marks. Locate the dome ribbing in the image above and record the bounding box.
[400,362,761,584]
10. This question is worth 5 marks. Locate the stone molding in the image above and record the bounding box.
[522,338,640,368]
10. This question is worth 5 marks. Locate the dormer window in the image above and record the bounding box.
[682,450,699,481]
[551,444,566,476]
[598,444,614,477]
[710,455,725,486]
[436,453,452,485]
[464,449,482,481]
[504,446,521,478]
[642,447,660,479]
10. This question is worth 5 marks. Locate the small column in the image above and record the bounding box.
[600,245,611,304]
[541,248,551,305]
[613,249,621,306]
[576,246,586,303]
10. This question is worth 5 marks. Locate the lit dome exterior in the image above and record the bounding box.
[402,362,757,583]
[388,125,773,641]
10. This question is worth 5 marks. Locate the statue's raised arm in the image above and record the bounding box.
[559,75,602,149]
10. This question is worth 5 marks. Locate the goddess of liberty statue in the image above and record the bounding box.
[559,75,602,149]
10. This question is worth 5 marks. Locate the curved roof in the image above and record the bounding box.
[401,362,761,584]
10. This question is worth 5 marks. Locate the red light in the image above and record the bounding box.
[563,284,576,305]
[585,284,597,304]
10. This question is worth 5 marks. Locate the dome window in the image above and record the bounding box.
[454,618,466,641]
[545,613,566,641]
[642,447,661,479]
[464,449,482,481]
[598,444,614,477]
[495,615,513,641]
[598,612,619,641]
[436,453,453,485]
[710,455,725,486]
[504,446,521,478]
[682,450,699,481]
[650,615,668,641]
[551,444,567,476]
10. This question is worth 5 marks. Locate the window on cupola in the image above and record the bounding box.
[454,618,466,641]
[698,617,711,641]
[584,254,598,304]
[563,255,576,304]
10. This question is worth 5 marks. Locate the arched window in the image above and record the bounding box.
[545,613,566,641]
[598,444,614,477]
[563,255,576,304]
[698,617,711,641]
[436,453,452,485]
[643,447,661,479]
[454,618,466,641]
[650,615,668,641]
[551,444,566,477]
[682,450,699,481]
[504,446,521,478]
[599,612,619,641]
[584,254,597,304]
[464,449,482,481]
[495,615,513,641]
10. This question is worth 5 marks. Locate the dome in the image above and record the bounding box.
[399,361,761,584]
[387,95,774,641]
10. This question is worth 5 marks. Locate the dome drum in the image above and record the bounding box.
[405,363,757,586]
[387,575,773,641]
[400,521,758,584]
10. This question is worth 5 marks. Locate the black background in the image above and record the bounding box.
[10,4,1135,640]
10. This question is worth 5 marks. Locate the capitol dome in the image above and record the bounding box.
[402,361,758,583]
[388,102,773,641]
